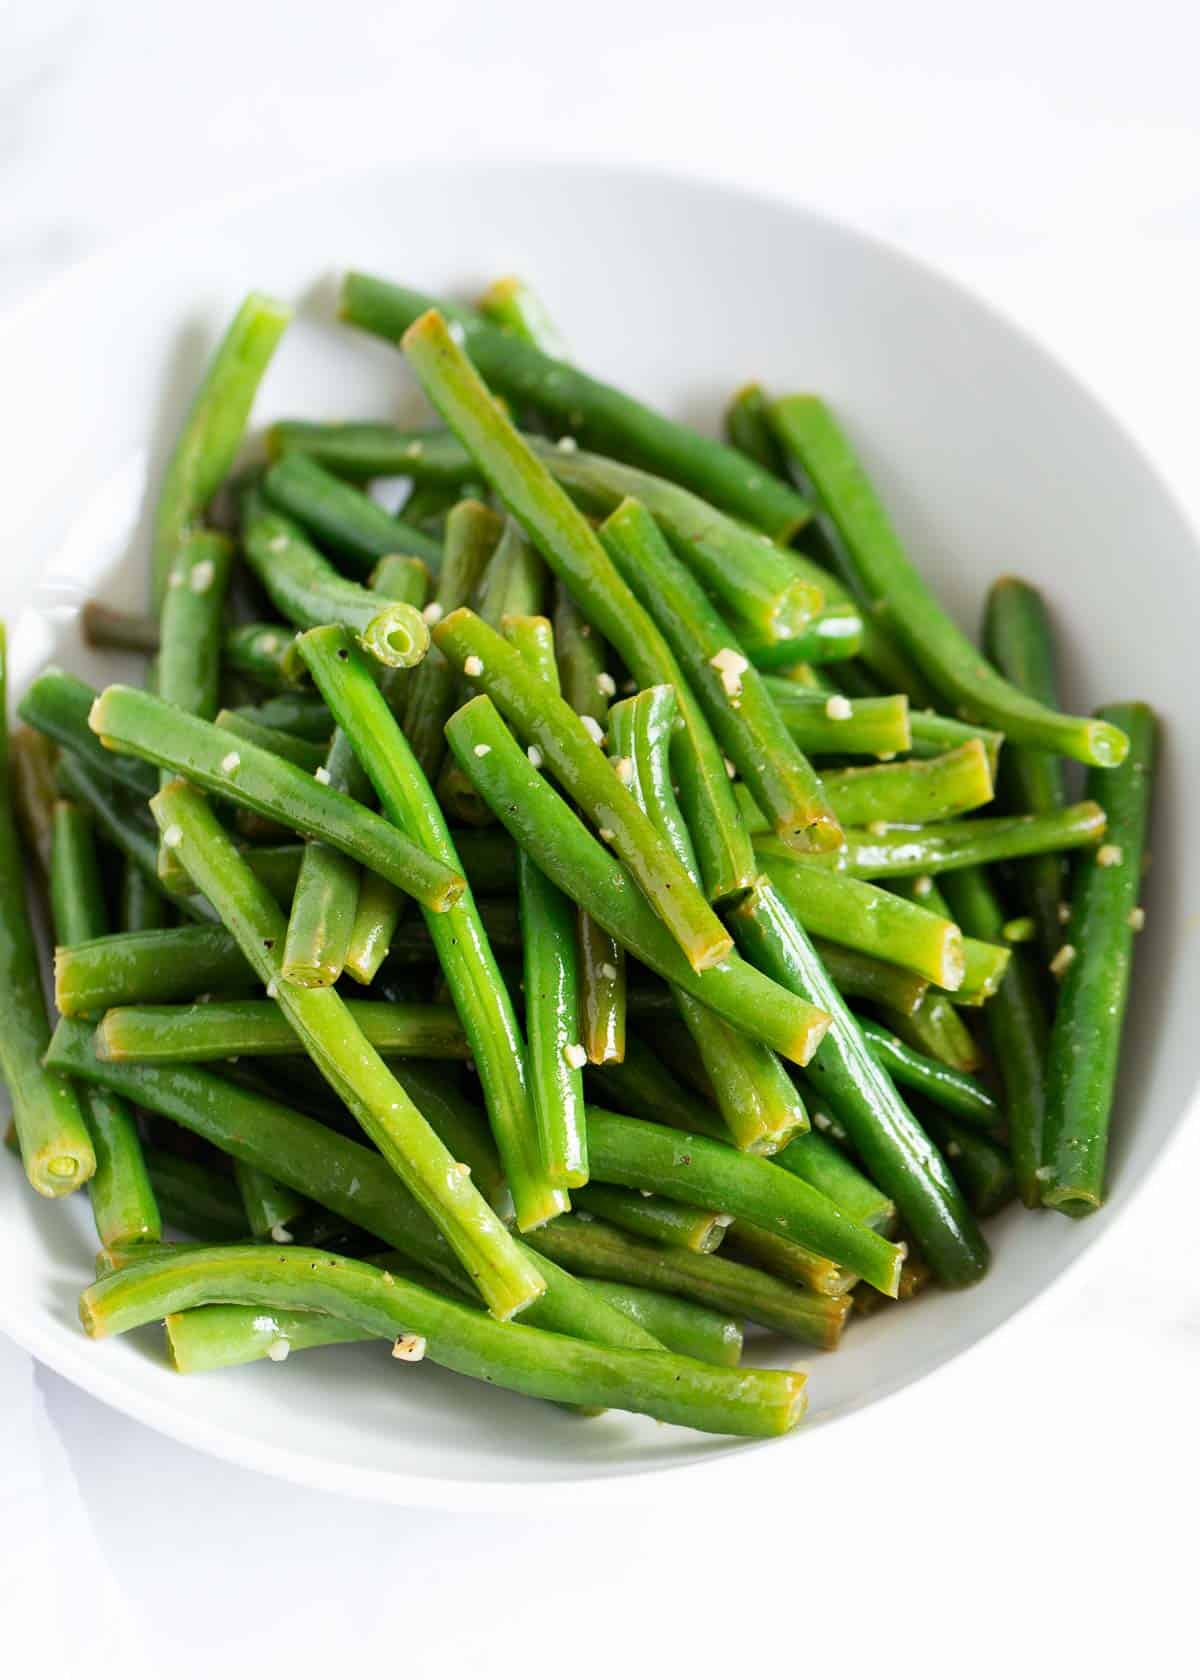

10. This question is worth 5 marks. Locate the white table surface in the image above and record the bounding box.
[2,2,1198,1672]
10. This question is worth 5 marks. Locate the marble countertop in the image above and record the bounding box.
[2,2,1198,1673]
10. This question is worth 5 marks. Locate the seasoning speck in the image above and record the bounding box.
[189,559,215,593]
[1128,906,1146,932]
[1049,943,1076,979]
[580,714,606,746]
[562,1042,588,1070]
[556,435,578,453]
[1097,843,1124,868]
[162,825,183,850]
[613,756,634,785]
[527,744,544,769]
[473,743,491,758]
[709,647,748,698]
[595,671,616,697]
[267,1338,290,1362]
[422,601,444,625]
[314,765,331,784]
[220,751,241,775]
[270,1223,293,1245]
[391,1334,427,1362]
[824,695,852,721]
[463,655,484,678]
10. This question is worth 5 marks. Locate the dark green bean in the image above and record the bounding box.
[263,454,441,573]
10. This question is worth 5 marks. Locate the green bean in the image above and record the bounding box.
[550,586,627,1062]
[398,501,502,782]
[10,724,59,877]
[168,1300,379,1369]
[210,710,326,770]
[55,925,248,1015]
[599,499,840,851]
[144,1147,248,1240]
[767,396,1129,767]
[729,879,988,1286]
[398,307,754,904]
[477,274,570,357]
[0,657,95,1195]
[1041,702,1156,1215]
[890,879,1012,1006]
[435,608,733,970]
[280,731,364,986]
[879,990,982,1073]
[724,381,788,475]
[233,1159,307,1241]
[733,602,865,670]
[120,855,172,933]
[585,1107,902,1294]
[152,291,290,607]
[907,713,1004,777]
[527,1215,850,1348]
[982,578,1068,962]
[920,1110,1016,1218]
[49,802,159,1242]
[572,1183,728,1253]
[84,601,295,696]
[295,625,565,1232]
[759,679,911,758]
[81,1245,804,1437]
[95,998,467,1064]
[757,851,965,990]
[156,529,235,889]
[262,454,441,573]
[502,610,590,1187]
[722,1223,859,1297]
[576,911,625,1065]
[820,741,994,827]
[855,1016,1000,1130]
[150,778,545,1320]
[239,487,429,669]
[772,1125,897,1231]
[344,275,812,539]
[581,1280,741,1366]
[384,1064,507,1210]
[89,685,463,911]
[269,421,472,482]
[530,440,822,639]
[445,694,830,1064]
[812,938,929,1017]
[937,867,1045,1204]
[609,683,807,1153]
[81,601,161,656]
[19,668,158,801]
[228,692,333,740]
[752,802,1107,880]
[337,554,432,985]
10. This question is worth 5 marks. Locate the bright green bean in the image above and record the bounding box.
[263,454,441,573]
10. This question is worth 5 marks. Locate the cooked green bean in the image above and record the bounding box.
[81,1245,803,1437]
[938,867,1046,1205]
[82,603,295,694]
[239,487,429,669]
[527,1215,850,1348]
[581,1280,741,1366]
[983,577,1068,962]
[1041,703,1156,1216]
[0,737,96,1193]
[49,802,159,1243]
[434,608,733,971]
[295,624,565,1232]
[572,1183,728,1253]
[280,730,364,986]
[587,1036,729,1143]
[752,801,1106,880]
[233,1159,307,1241]
[819,741,994,828]
[733,602,865,670]
[724,381,788,475]
[10,724,59,878]
[810,939,929,1017]
[96,999,469,1063]
[772,1125,897,1232]
[478,274,570,358]
[722,1223,858,1298]
[56,924,249,1015]
[152,291,290,607]
[767,396,1129,768]
[144,1147,248,1240]
[445,693,831,1064]
[920,1110,1015,1218]
[599,498,840,851]
[269,421,473,482]
[759,678,911,757]
[262,454,441,573]
[609,683,807,1153]
[151,778,546,1319]
[756,852,965,990]
[343,275,812,539]
[585,1107,902,1295]
[119,855,172,933]
[19,668,158,801]
[879,992,982,1074]
[907,711,1004,774]
[730,879,988,1286]
[228,692,333,740]
[398,306,754,903]
[855,1016,1000,1130]
[89,685,463,911]
[402,501,502,779]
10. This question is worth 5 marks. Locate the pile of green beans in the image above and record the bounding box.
[4,276,1157,1444]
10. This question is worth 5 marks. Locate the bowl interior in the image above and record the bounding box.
[1,161,1197,1503]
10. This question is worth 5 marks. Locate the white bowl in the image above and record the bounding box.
[1,161,1196,1508]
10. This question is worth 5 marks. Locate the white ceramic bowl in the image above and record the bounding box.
[1,162,1196,1507]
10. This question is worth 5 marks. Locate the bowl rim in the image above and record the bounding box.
[2,153,1197,1510]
